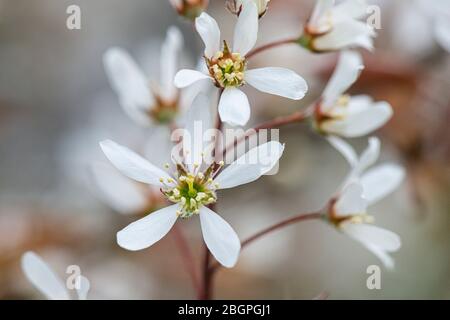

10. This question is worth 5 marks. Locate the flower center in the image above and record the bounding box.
[161,162,223,218]
[327,199,374,228]
[149,94,179,124]
[207,41,246,88]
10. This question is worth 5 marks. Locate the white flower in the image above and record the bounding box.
[228,0,271,17]
[104,26,202,126]
[99,94,285,268]
[174,2,308,126]
[327,136,405,269]
[314,51,393,138]
[21,251,90,300]
[302,0,375,52]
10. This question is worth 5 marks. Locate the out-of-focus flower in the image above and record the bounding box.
[174,3,308,126]
[21,251,90,300]
[99,94,285,267]
[418,0,450,52]
[327,136,405,269]
[314,51,393,138]
[104,27,198,127]
[90,128,172,215]
[392,0,450,55]
[227,0,271,18]
[169,0,208,20]
[300,0,375,52]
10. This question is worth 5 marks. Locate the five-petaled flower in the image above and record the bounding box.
[104,27,202,126]
[326,136,405,269]
[174,1,308,126]
[314,51,393,138]
[99,94,285,268]
[301,0,376,52]
[21,251,90,300]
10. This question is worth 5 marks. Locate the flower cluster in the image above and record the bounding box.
[21,0,409,300]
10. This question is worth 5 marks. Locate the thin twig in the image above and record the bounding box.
[246,37,300,59]
[199,244,212,299]
[172,224,201,297]
[209,212,323,273]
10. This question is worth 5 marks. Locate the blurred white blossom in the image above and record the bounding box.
[302,0,375,52]
[314,51,392,138]
[104,27,201,127]
[21,251,90,300]
[327,136,405,269]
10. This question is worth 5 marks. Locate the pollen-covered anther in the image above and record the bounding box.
[207,43,247,88]
[162,162,219,218]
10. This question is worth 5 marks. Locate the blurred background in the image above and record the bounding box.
[0,0,449,299]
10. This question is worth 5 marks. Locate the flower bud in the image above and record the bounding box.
[169,0,209,20]
[227,0,270,18]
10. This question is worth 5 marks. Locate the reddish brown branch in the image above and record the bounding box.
[246,37,300,59]
[209,212,322,273]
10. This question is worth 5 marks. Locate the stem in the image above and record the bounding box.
[199,244,213,299]
[172,224,201,297]
[246,37,299,59]
[241,212,322,249]
[254,106,314,131]
[198,89,223,300]
[209,212,322,273]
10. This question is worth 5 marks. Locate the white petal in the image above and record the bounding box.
[365,243,395,270]
[233,1,259,56]
[215,141,285,189]
[322,101,393,138]
[342,223,400,269]
[435,16,450,52]
[21,252,70,300]
[103,48,153,126]
[327,135,358,167]
[100,140,171,187]
[174,69,211,88]
[160,26,183,101]
[76,276,90,300]
[356,136,380,174]
[183,94,213,170]
[218,87,250,126]
[90,162,149,215]
[335,182,367,217]
[245,68,308,100]
[309,0,335,31]
[346,94,373,113]
[342,223,401,251]
[196,12,221,58]
[361,164,405,205]
[322,50,363,108]
[117,204,179,251]
[332,0,368,22]
[314,20,375,52]
[199,206,241,268]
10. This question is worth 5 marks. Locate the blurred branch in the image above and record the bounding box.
[172,225,201,297]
